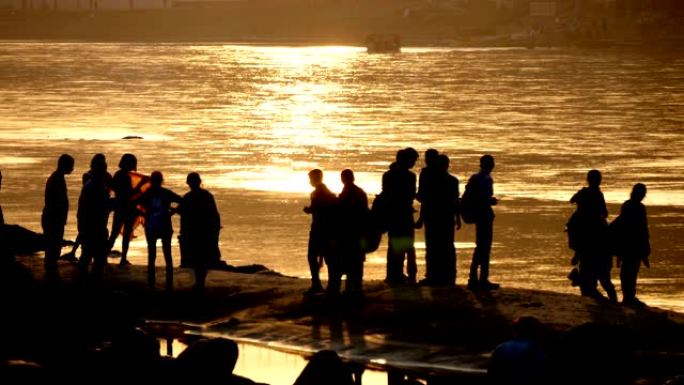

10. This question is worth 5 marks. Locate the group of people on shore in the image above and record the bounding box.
[17,147,652,304]
[303,148,500,298]
[304,149,652,306]
[39,153,221,292]
[568,169,651,306]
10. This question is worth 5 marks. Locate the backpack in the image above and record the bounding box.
[460,176,479,224]
[360,194,387,253]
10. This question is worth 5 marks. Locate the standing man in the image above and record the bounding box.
[382,148,419,285]
[467,155,499,291]
[77,154,112,282]
[613,183,650,306]
[303,169,338,295]
[178,172,221,294]
[42,154,74,275]
[338,169,369,296]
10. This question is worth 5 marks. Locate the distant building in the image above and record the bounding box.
[0,0,243,10]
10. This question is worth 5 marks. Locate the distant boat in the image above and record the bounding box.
[365,34,401,54]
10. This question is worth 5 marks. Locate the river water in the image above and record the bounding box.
[1,42,683,311]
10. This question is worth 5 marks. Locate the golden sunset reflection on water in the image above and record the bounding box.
[1,42,683,312]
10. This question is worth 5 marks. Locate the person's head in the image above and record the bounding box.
[631,183,647,202]
[90,153,107,176]
[57,154,75,175]
[437,154,450,171]
[186,172,202,190]
[308,169,323,187]
[90,153,107,173]
[480,154,495,173]
[119,153,137,172]
[511,316,542,341]
[341,169,355,186]
[425,149,439,168]
[396,148,419,169]
[587,169,602,188]
[150,171,163,188]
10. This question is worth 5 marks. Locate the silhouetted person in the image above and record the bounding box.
[41,154,74,275]
[293,350,354,385]
[338,169,369,296]
[78,154,113,281]
[489,316,547,385]
[570,169,616,302]
[613,183,650,306]
[178,172,221,293]
[303,169,338,295]
[421,154,461,286]
[108,153,145,266]
[467,155,499,291]
[416,148,439,231]
[59,172,93,263]
[382,148,419,285]
[134,171,181,291]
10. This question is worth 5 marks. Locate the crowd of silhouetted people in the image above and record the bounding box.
[2,147,653,305]
[37,153,221,293]
[303,148,502,300]
[567,170,651,306]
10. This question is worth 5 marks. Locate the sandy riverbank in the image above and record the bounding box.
[3,255,684,382]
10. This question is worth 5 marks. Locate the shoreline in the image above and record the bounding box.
[6,255,684,380]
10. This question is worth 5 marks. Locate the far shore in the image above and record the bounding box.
[1,7,682,49]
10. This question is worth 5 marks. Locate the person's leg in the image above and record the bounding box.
[469,223,484,285]
[43,224,63,275]
[162,235,173,291]
[620,257,640,303]
[120,217,135,265]
[406,245,417,284]
[423,220,435,282]
[598,266,617,302]
[307,230,323,291]
[146,231,157,289]
[108,211,123,251]
[478,219,493,283]
[579,257,602,299]
[91,235,108,282]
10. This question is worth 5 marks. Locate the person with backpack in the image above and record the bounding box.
[134,171,181,291]
[464,155,499,291]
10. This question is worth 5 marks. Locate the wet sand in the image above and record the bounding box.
[13,256,684,378]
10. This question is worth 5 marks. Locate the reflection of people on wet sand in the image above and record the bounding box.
[303,169,337,295]
[108,153,147,266]
[337,169,369,297]
[382,148,419,285]
[612,183,651,306]
[178,172,221,293]
[465,155,499,291]
[77,155,113,281]
[134,171,181,291]
[41,154,74,275]
[569,169,616,302]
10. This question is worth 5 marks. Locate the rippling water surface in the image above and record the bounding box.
[1,43,682,310]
